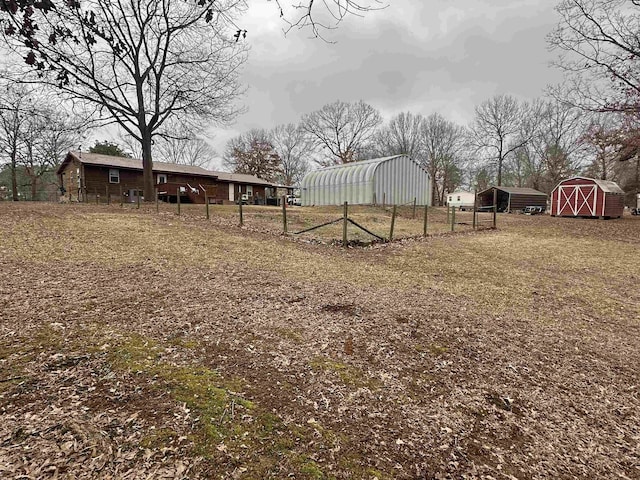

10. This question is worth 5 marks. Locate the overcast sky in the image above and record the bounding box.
[204,0,565,169]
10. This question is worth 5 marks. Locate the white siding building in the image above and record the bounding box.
[446,191,476,210]
[301,155,432,206]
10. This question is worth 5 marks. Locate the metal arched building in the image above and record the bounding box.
[301,155,432,206]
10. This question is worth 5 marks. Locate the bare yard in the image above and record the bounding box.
[0,202,638,479]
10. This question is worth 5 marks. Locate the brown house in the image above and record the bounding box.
[56,151,273,204]
[477,186,548,213]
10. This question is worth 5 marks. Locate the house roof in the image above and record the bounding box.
[554,176,625,194]
[57,151,272,185]
[478,186,547,196]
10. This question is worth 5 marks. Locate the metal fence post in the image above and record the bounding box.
[119,184,123,207]
[412,197,417,219]
[156,188,159,213]
[177,189,180,215]
[205,195,209,219]
[238,198,243,225]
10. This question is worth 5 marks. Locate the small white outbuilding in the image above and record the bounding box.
[301,155,432,206]
[447,191,476,210]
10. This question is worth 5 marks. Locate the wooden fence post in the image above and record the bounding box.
[342,201,348,247]
[205,195,209,219]
[106,185,110,205]
[238,198,243,225]
[472,188,477,230]
[389,204,397,241]
[451,205,455,232]
[492,188,497,229]
[155,188,159,214]
[412,197,417,219]
[177,189,181,215]
[423,205,428,237]
[282,195,288,234]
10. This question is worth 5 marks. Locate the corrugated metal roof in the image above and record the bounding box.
[59,151,272,185]
[301,155,431,206]
[478,186,547,196]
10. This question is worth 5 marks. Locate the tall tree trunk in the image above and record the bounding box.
[31,175,37,201]
[635,155,640,206]
[10,148,18,201]
[497,145,504,187]
[141,131,154,202]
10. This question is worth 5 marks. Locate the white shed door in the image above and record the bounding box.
[228,183,235,202]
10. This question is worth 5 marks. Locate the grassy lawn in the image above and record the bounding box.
[0,202,639,479]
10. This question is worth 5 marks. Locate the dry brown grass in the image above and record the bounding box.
[1,201,639,479]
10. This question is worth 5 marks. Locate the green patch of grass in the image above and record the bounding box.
[108,334,346,478]
[274,327,304,343]
[140,427,180,449]
[310,357,381,390]
[415,343,449,356]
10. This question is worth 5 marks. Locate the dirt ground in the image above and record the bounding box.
[0,202,638,479]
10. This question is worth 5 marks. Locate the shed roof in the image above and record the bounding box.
[554,176,625,194]
[478,186,547,196]
[57,151,272,185]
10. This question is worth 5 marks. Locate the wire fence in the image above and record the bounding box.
[70,194,498,247]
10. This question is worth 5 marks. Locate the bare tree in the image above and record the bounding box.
[582,114,624,180]
[302,100,382,165]
[271,0,387,39]
[21,110,85,200]
[270,123,311,185]
[420,113,465,205]
[469,95,534,186]
[154,121,216,168]
[223,129,281,181]
[2,0,248,201]
[0,82,33,201]
[548,0,640,114]
[2,1,387,51]
[372,111,425,160]
[0,80,87,200]
[532,99,587,190]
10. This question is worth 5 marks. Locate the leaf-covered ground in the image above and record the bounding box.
[0,202,638,479]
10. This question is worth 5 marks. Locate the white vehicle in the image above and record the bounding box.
[286,195,301,206]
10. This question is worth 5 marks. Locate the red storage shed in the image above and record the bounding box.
[551,177,625,219]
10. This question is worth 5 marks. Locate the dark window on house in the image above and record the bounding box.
[109,169,120,184]
[157,174,167,184]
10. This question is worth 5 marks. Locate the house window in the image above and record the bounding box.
[246,185,253,196]
[157,174,167,184]
[109,169,120,184]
